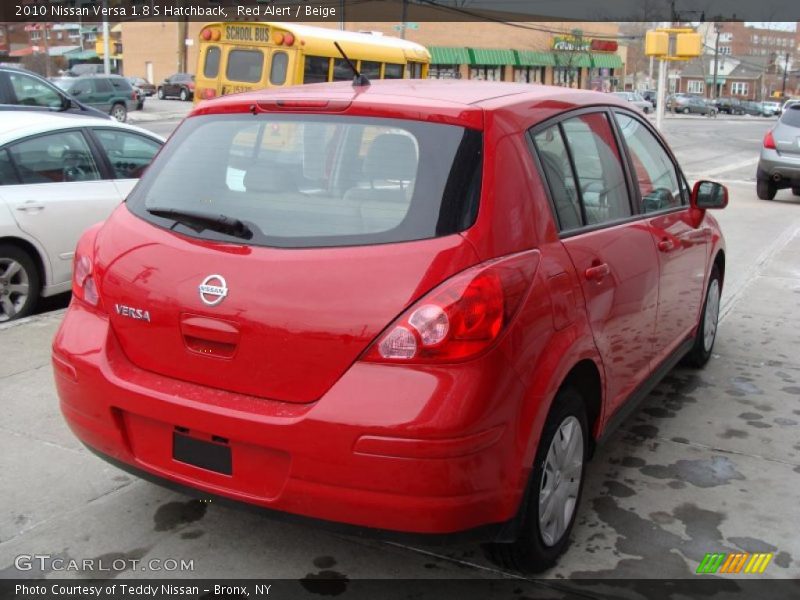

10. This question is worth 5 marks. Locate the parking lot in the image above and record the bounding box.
[2,105,799,588]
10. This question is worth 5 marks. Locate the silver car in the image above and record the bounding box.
[757,104,800,200]
[612,91,653,114]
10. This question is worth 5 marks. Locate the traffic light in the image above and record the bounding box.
[676,32,703,58]
[645,31,669,57]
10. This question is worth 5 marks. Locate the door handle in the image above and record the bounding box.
[657,238,675,252]
[584,262,610,282]
[16,203,45,212]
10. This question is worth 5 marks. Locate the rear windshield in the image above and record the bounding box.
[127,114,482,248]
[781,106,800,127]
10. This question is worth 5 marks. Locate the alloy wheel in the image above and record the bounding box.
[539,415,584,547]
[703,279,721,352]
[0,258,30,322]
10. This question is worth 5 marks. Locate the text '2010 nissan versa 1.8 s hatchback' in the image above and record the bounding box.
[53,80,727,572]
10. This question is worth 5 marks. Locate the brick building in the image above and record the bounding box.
[120,20,625,91]
[677,55,767,100]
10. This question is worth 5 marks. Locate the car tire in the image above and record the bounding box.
[110,103,127,122]
[485,388,588,573]
[757,179,777,200]
[157,87,165,100]
[792,187,800,197]
[684,264,722,368]
[683,107,690,114]
[180,88,189,102]
[0,244,40,323]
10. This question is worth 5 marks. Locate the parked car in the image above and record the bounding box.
[757,103,800,200]
[126,76,156,97]
[782,98,799,114]
[668,94,717,116]
[641,89,657,108]
[0,112,164,321]
[762,100,782,117]
[740,101,764,116]
[157,73,195,101]
[713,97,745,115]
[52,80,727,573]
[0,66,109,120]
[612,91,653,113]
[52,75,137,122]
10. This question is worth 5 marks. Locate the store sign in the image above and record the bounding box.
[553,36,590,52]
[553,37,619,53]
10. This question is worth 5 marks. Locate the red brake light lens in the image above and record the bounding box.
[362,251,539,363]
[764,130,776,149]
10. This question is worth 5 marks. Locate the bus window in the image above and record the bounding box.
[227,49,264,83]
[384,63,404,79]
[359,61,381,80]
[270,52,289,85]
[304,56,329,83]
[332,58,352,81]
[204,47,221,79]
[407,62,423,79]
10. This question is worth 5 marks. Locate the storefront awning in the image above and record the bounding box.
[468,48,516,66]
[428,46,470,65]
[66,49,99,61]
[591,53,623,69]
[515,50,556,67]
[705,76,727,84]
[555,53,592,68]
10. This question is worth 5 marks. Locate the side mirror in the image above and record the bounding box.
[692,180,728,210]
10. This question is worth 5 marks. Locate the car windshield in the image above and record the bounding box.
[127,113,483,249]
[781,106,800,127]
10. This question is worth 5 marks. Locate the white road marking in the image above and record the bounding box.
[685,157,759,179]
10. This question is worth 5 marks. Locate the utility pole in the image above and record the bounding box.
[177,17,188,73]
[712,23,721,99]
[400,0,408,40]
[42,24,51,77]
[781,52,790,96]
[340,0,345,31]
[102,0,110,75]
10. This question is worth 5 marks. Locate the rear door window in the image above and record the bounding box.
[128,114,483,248]
[532,125,583,231]
[226,50,264,83]
[92,129,162,179]
[559,113,631,226]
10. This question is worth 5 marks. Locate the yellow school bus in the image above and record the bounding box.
[194,22,430,102]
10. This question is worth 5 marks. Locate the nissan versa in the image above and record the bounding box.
[52,80,727,572]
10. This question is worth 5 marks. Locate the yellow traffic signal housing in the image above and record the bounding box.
[675,32,703,58]
[645,31,669,56]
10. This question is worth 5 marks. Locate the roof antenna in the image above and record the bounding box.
[334,41,370,87]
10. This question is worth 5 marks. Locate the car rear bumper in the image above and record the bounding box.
[52,302,527,537]
[758,151,800,187]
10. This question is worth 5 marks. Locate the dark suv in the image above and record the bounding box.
[157,73,195,101]
[0,66,109,119]
[713,97,745,115]
[52,75,136,122]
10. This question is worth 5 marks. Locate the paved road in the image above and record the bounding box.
[4,111,799,589]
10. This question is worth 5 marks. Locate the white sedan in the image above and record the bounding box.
[0,111,164,321]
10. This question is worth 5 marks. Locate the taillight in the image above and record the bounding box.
[131,91,137,101]
[362,251,539,364]
[203,88,217,100]
[72,224,103,309]
[764,130,776,149]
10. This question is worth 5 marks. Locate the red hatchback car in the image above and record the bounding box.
[53,80,727,571]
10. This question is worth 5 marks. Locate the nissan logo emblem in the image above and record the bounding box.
[198,274,228,306]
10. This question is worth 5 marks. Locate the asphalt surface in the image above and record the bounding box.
[4,106,800,590]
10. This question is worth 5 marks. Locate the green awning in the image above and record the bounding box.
[428,46,470,65]
[555,52,592,68]
[515,50,556,67]
[705,76,727,84]
[65,49,98,60]
[468,48,516,66]
[591,53,622,69]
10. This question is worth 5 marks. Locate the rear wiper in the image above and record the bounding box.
[146,207,253,240]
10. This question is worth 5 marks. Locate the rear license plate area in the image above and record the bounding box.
[172,429,232,475]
